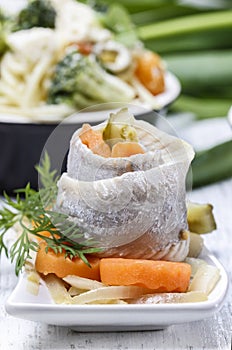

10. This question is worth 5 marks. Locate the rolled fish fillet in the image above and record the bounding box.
[56,109,195,261]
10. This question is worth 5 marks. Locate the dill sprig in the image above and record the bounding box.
[0,152,101,275]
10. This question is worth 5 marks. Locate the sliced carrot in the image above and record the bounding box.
[35,243,100,280]
[111,142,145,158]
[79,124,111,157]
[66,42,93,55]
[91,142,112,158]
[135,51,165,95]
[76,42,93,55]
[100,258,191,292]
[79,125,145,158]
[80,124,102,148]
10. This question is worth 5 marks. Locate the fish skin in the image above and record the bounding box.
[67,120,193,181]
[56,119,194,261]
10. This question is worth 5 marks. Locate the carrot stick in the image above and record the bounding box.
[100,258,191,292]
[35,243,100,280]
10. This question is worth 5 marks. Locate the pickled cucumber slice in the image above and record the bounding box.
[103,108,138,147]
[187,202,217,234]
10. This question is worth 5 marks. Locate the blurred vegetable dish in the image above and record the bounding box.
[0,0,167,121]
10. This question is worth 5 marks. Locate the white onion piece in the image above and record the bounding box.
[71,286,151,304]
[63,275,105,290]
[188,264,220,295]
[26,270,40,296]
[130,291,208,304]
[188,232,204,258]
[94,41,131,73]
[44,274,72,304]
[68,286,85,296]
[87,299,128,305]
[185,257,207,278]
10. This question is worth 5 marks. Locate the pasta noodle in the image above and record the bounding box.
[0,25,71,120]
[22,54,54,108]
[0,0,165,122]
[0,104,74,121]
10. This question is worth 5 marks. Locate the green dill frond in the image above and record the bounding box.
[0,153,102,276]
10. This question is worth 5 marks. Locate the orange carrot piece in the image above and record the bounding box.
[35,243,100,280]
[80,124,102,148]
[111,142,145,158]
[135,51,165,95]
[91,142,112,158]
[100,258,191,292]
[80,124,111,157]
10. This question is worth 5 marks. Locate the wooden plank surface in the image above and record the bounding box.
[0,117,231,350]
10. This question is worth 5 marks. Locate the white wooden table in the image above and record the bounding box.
[0,117,232,350]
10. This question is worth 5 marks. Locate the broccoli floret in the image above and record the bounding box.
[47,49,135,108]
[100,4,138,47]
[0,31,8,56]
[0,31,9,57]
[0,10,10,56]
[14,0,56,31]
[0,9,9,27]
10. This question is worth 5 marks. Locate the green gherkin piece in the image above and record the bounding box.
[14,0,56,31]
[103,108,138,148]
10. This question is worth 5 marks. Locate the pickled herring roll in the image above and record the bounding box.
[56,108,194,261]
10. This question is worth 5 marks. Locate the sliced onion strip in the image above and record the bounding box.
[129,291,208,304]
[71,286,151,304]
[63,275,105,291]
[43,274,72,304]
[188,264,220,295]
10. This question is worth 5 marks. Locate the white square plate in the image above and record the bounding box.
[5,247,228,332]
